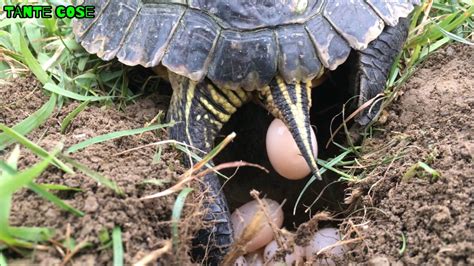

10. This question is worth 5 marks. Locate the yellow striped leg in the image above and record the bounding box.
[166,72,250,264]
[260,76,319,177]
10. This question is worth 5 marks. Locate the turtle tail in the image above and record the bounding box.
[260,76,320,179]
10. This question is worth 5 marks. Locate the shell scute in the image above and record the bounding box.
[73,0,109,40]
[305,15,351,71]
[117,4,185,67]
[323,0,384,50]
[79,0,140,60]
[208,30,277,91]
[366,0,415,26]
[189,0,322,30]
[162,9,220,81]
[276,25,322,84]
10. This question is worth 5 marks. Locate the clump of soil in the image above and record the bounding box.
[0,77,197,264]
[346,44,473,264]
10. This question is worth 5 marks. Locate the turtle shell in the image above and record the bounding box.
[74,0,419,91]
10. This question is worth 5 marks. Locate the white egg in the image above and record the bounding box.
[231,199,284,253]
[234,256,247,266]
[304,228,345,265]
[263,239,305,265]
[266,119,318,180]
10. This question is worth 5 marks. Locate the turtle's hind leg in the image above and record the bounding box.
[166,72,250,265]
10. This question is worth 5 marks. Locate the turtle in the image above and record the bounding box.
[73,0,419,264]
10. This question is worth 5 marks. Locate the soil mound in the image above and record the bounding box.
[348,44,473,264]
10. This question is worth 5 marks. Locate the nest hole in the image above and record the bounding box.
[215,55,358,229]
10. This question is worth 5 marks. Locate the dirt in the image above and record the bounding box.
[1,43,472,265]
[346,44,473,265]
[0,78,196,265]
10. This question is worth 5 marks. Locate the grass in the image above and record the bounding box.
[0,1,166,261]
[171,187,194,255]
[0,0,135,103]
[386,0,473,95]
[112,227,123,266]
[0,145,58,249]
[65,122,175,153]
[0,0,472,264]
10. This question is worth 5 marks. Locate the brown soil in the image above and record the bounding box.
[0,78,197,265]
[346,44,473,265]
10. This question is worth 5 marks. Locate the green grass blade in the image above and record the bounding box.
[44,83,113,102]
[24,23,42,55]
[317,158,356,181]
[0,252,7,266]
[0,146,16,232]
[9,20,21,54]
[61,100,90,133]
[293,150,352,215]
[37,183,82,192]
[27,182,84,217]
[0,94,56,150]
[399,232,407,255]
[0,18,23,29]
[419,37,451,60]
[0,124,74,174]
[152,147,162,164]
[66,122,174,153]
[171,187,193,249]
[8,226,55,242]
[64,157,123,194]
[0,151,55,196]
[0,195,12,239]
[19,26,49,84]
[5,145,20,172]
[436,23,474,45]
[112,226,123,266]
[418,162,441,179]
[41,18,58,35]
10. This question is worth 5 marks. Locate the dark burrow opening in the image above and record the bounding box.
[130,51,360,229]
[214,53,360,229]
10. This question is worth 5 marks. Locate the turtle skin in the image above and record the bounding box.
[73,0,418,264]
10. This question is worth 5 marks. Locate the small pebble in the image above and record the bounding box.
[83,195,99,213]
